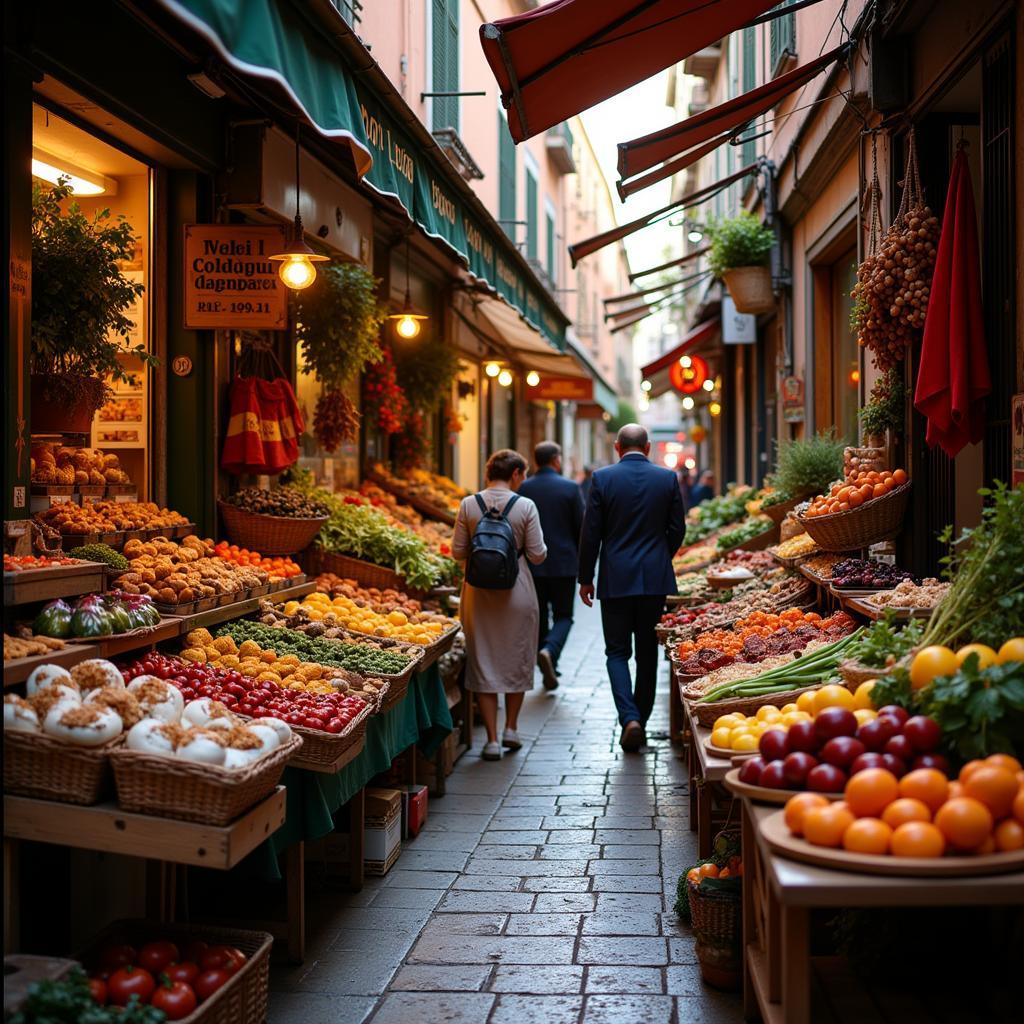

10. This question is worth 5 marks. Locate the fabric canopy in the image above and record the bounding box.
[640,318,720,397]
[569,165,755,266]
[914,148,991,458]
[155,0,373,176]
[480,0,779,143]
[630,246,709,282]
[604,269,706,306]
[618,45,847,185]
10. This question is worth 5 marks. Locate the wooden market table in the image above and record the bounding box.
[683,702,736,858]
[737,796,1024,1024]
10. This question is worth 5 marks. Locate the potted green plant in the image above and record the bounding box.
[30,180,154,433]
[707,211,775,314]
[295,262,387,452]
[859,368,907,447]
[772,429,847,499]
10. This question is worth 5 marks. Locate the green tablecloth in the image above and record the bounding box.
[246,664,453,879]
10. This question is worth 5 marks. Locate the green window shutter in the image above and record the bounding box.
[525,168,538,260]
[545,208,556,281]
[770,1,796,76]
[741,25,757,167]
[432,0,459,131]
[498,112,517,237]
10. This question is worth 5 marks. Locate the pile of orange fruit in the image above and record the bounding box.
[785,753,1024,858]
[212,542,303,579]
[805,467,908,518]
[674,609,851,660]
[686,855,743,883]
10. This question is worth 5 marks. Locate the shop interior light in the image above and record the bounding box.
[709,401,722,417]
[638,395,650,411]
[849,368,861,385]
[681,395,695,410]
[684,457,697,470]
[497,369,513,387]
[640,379,653,392]
[526,370,541,387]
[269,123,328,291]
[663,452,679,469]
[679,355,692,368]
[702,378,715,392]
[388,236,428,339]
[485,361,502,378]
[687,224,704,244]
[31,149,116,197]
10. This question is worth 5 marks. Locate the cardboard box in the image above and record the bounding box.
[398,784,429,839]
[364,806,401,875]
[365,787,402,820]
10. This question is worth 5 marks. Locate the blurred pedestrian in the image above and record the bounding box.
[452,449,547,760]
[578,424,686,751]
[689,469,715,506]
[579,464,595,505]
[519,441,585,691]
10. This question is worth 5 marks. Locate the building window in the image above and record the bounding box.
[431,0,459,131]
[769,1,797,76]
[525,165,538,261]
[545,203,557,283]
[498,111,517,238]
[741,25,757,167]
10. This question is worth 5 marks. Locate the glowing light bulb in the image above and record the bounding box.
[497,369,513,387]
[684,457,696,470]
[702,378,715,392]
[709,401,722,417]
[485,362,501,378]
[526,370,540,387]
[277,254,317,290]
[849,368,861,385]
[663,453,678,469]
[679,355,692,368]
[682,396,695,410]
[640,379,652,392]
[688,228,704,243]
[395,315,421,339]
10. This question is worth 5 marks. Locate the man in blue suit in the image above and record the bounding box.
[578,424,686,751]
[519,441,585,690]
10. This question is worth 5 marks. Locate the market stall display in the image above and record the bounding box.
[797,468,911,551]
[684,488,759,544]
[34,502,191,544]
[768,532,819,563]
[30,443,132,491]
[32,592,162,640]
[861,578,949,614]
[368,462,467,521]
[218,486,328,557]
[211,543,304,581]
[830,558,916,591]
[716,516,775,552]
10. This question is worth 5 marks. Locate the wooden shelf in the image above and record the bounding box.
[4,787,286,870]
[74,617,183,659]
[3,644,95,687]
[171,581,314,633]
[4,563,106,606]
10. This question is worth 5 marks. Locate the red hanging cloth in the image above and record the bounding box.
[913,147,991,459]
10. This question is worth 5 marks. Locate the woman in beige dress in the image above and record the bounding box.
[452,449,547,760]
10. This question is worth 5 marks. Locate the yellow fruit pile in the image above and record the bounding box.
[284,592,451,645]
[709,681,878,751]
[909,638,1024,690]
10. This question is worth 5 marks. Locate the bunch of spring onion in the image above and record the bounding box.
[697,629,864,703]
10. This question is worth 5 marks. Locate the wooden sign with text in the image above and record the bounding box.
[183,225,288,330]
[532,376,594,402]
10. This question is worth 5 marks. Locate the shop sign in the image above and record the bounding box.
[183,225,288,330]
[722,295,757,344]
[782,375,805,423]
[533,377,594,402]
[1012,393,1024,487]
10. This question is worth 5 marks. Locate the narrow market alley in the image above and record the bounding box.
[270,603,741,1024]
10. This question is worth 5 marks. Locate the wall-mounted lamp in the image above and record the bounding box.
[497,369,513,387]
[526,370,541,387]
[681,396,695,411]
[485,361,502,378]
[709,401,722,417]
[640,379,653,392]
[702,378,715,392]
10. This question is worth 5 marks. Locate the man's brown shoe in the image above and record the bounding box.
[620,720,644,752]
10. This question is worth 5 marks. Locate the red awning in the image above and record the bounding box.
[480,0,780,144]
[640,318,720,396]
[617,45,848,186]
[569,165,755,266]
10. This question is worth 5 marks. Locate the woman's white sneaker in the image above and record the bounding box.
[502,729,523,751]
[481,740,502,760]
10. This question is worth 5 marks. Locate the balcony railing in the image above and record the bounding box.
[546,122,576,174]
[432,128,484,182]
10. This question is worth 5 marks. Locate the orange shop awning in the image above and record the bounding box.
[617,45,848,188]
[640,318,720,397]
[480,0,781,144]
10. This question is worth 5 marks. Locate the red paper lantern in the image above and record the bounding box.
[668,355,708,394]
[691,425,707,444]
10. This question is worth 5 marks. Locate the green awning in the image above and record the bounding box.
[156,0,373,175]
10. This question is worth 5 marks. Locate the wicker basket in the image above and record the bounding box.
[78,919,271,1024]
[760,495,802,525]
[379,672,411,713]
[110,734,301,825]
[689,880,742,990]
[3,731,118,805]
[218,500,326,556]
[797,482,912,551]
[839,658,884,685]
[280,701,372,774]
[416,625,462,671]
[686,683,825,727]
[316,549,430,600]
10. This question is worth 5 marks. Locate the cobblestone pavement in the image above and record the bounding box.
[270,603,742,1023]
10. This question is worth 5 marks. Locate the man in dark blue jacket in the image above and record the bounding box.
[519,441,585,690]
[578,424,686,751]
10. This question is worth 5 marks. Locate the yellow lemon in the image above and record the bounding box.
[782,712,806,726]
[796,690,818,714]
[997,638,1024,664]
[955,644,998,670]
[732,733,760,752]
[755,705,780,722]
[813,684,855,715]
[909,645,958,690]
[758,708,783,725]
[714,714,742,731]
[853,680,877,710]
[853,708,877,726]
[711,727,733,748]
[781,703,799,714]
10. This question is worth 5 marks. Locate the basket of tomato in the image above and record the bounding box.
[797,469,911,552]
[80,921,271,1023]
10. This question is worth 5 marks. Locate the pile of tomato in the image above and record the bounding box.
[212,541,303,578]
[3,554,81,572]
[88,938,247,1018]
[805,467,908,517]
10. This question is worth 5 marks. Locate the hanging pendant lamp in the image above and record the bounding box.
[389,236,428,339]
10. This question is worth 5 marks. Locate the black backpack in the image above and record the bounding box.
[466,494,522,590]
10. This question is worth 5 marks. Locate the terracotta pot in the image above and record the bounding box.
[30,374,100,434]
[722,265,775,315]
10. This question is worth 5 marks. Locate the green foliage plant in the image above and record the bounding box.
[393,331,461,413]
[31,180,154,411]
[707,211,774,277]
[772,429,846,498]
[859,368,907,439]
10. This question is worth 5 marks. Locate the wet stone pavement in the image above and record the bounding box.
[270,603,742,1023]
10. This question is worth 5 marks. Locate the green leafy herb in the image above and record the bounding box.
[9,968,165,1024]
[843,612,923,669]
[68,543,129,571]
[716,516,773,552]
[772,430,847,499]
[858,367,907,439]
[685,488,758,542]
[706,211,774,276]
